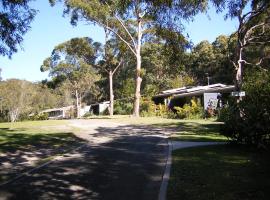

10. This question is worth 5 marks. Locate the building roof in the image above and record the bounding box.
[40,105,74,113]
[90,101,110,106]
[153,84,235,99]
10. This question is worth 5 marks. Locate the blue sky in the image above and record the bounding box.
[0,2,238,82]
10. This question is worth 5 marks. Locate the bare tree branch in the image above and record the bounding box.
[115,16,137,48]
[96,21,137,56]
[112,59,123,75]
[247,40,270,45]
[240,57,268,68]
[105,25,137,56]
[244,22,266,42]
[86,1,137,56]
[95,62,109,73]
[230,60,238,69]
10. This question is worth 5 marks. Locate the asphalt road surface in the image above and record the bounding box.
[0,120,168,200]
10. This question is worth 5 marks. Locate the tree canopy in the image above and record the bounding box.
[41,37,101,118]
[51,0,210,116]
[0,79,59,122]
[0,0,37,58]
[212,0,270,90]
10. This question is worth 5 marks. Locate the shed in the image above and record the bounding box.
[89,101,110,115]
[40,105,74,119]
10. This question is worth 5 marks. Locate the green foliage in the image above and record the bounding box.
[140,98,156,117]
[174,99,204,119]
[0,110,9,122]
[0,0,37,58]
[114,100,133,115]
[115,78,135,99]
[41,37,101,114]
[187,35,234,85]
[154,104,174,119]
[53,0,213,116]
[139,98,177,118]
[82,112,93,118]
[0,79,36,122]
[139,98,204,119]
[54,0,209,33]
[29,113,49,121]
[221,69,270,147]
[217,105,231,122]
[141,42,194,95]
[167,74,195,89]
[0,79,59,122]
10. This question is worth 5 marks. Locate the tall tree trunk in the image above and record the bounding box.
[133,18,142,117]
[236,47,244,92]
[109,70,114,116]
[10,108,19,122]
[75,89,80,118]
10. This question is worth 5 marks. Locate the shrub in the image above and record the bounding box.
[221,69,270,147]
[83,112,92,118]
[29,112,49,121]
[114,100,133,115]
[139,98,204,119]
[140,98,156,117]
[174,99,204,119]
[155,104,177,118]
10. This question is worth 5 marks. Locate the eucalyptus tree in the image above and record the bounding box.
[98,35,123,116]
[218,0,270,91]
[0,79,34,122]
[187,35,234,85]
[41,37,101,118]
[95,24,127,116]
[30,83,60,113]
[0,0,37,58]
[141,40,192,95]
[50,0,208,117]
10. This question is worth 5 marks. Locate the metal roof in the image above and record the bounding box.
[153,84,235,99]
[40,105,74,113]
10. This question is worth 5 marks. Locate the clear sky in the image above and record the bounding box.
[0,2,238,82]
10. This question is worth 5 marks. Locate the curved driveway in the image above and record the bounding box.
[0,120,168,200]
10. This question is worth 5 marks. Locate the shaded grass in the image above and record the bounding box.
[0,120,79,152]
[108,116,227,142]
[0,128,81,152]
[167,145,270,200]
[168,121,228,142]
[0,120,86,183]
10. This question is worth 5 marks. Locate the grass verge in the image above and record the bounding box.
[167,145,270,200]
[168,120,228,142]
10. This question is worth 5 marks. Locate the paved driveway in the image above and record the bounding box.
[0,120,168,200]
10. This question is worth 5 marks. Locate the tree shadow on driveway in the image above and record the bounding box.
[0,127,86,184]
[0,124,168,200]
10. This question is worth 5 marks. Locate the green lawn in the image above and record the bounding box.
[168,120,228,142]
[0,120,83,153]
[0,120,87,183]
[167,145,270,200]
[106,116,227,142]
[88,115,182,125]
[0,120,68,128]
[0,117,227,151]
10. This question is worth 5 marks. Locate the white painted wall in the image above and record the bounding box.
[204,93,219,110]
